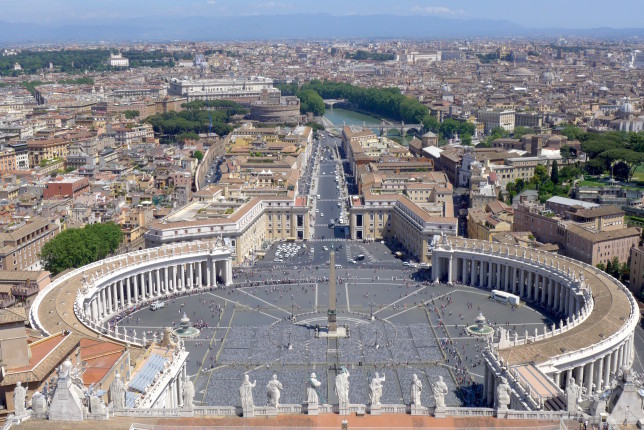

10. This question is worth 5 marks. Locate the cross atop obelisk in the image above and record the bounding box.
[328,242,337,334]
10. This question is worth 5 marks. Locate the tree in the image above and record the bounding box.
[461,133,472,146]
[560,145,576,162]
[297,89,325,116]
[550,160,559,184]
[123,110,140,119]
[513,126,531,139]
[193,150,204,162]
[596,262,606,271]
[40,223,123,275]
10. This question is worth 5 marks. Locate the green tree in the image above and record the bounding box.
[513,126,531,139]
[193,150,204,162]
[560,145,576,162]
[297,89,325,116]
[461,133,472,146]
[550,160,559,184]
[40,222,123,275]
[596,262,606,271]
[124,110,140,119]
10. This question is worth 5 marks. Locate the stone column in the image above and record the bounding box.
[611,350,619,376]
[585,361,594,394]
[197,261,202,288]
[206,259,212,287]
[147,270,153,296]
[188,263,194,289]
[504,264,510,291]
[164,267,169,293]
[462,258,468,284]
[496,262,501,289]
[112,280,118,312]
[576,366,584,389]
[133,275,139,302]
[99,288,106,316]
[486,261,494,289]
[447,256,453,284]
[519,270,525,297]
[603,354,611,389]
[155,269,161,295]
[106,283,113,314]
[479,260,484,287]
[596,357,604,392]
[212,259,217,286]
[226,260,233,286]
[179,264,185,290]
[91,299,97,320]
[126,277,131,304]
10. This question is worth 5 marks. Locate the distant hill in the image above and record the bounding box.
[0,14,642,44]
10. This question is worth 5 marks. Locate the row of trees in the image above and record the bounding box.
[562,126,644,181]
[596,257,629,283]
[40,223,123,275]
[0,49,193,76]
[297,89,325,116]
[504,162,583,204]
[346,50,395,61]
[145,102,247,142]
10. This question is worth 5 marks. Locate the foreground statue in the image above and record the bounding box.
[432,376,449,409]
[183,379,195,409]
[566,376,581,412]
[239,374,256,418]
[109,372,126,409]
[335,366,350,414]
[410,374,423,406]
[369,372,386,406]
[13,381,27,417]
[266,374,283,408]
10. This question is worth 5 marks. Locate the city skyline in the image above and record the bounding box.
[0,0,643,29]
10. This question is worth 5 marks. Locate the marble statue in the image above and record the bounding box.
[432,376,448,409]
[239,374,256,417]
[13,381,27,416]
[266,374,283,408]
[566,377,581,412]
[496,377,511,410]
[369,372,386,406]
[335,366,350,409]
[110,372,126,409]
[183,379,195,409]
[410,374,423,405]
[307,373,322,405]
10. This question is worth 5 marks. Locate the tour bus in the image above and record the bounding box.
[490,290,520,306]
[150,301,165,310]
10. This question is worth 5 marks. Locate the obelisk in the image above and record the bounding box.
[328,244,337,333]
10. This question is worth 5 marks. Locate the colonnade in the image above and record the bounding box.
[84,257,233,322]
[434,255,585,318]
[432,239,637,401]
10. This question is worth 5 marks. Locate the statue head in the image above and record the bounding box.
[244,374,250,383]
[374,372,379,378]
[310,372,317,379]
[412,374,418,381]
[16,381,21,388]
[438,376,443,383]
[272,374,278,381]
[500,376,508,385]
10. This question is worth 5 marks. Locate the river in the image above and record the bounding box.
[322,107,413,146]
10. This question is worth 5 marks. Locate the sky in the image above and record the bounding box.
[0,0,640,29]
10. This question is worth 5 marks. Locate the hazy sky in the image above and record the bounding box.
[0,0,640,29]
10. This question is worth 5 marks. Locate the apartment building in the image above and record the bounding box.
[0,217,59,271]
[43,176,90,199]
[467,200,514,241]
[348,191,457,263]
[0,147,16,173]
[27,138,71,167]
[477,109,515,133]
[145,193,309,265]
[513,202,639,266]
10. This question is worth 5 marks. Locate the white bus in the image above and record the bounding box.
[490,290,520,306]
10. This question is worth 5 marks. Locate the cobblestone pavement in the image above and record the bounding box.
[120,261,555,408]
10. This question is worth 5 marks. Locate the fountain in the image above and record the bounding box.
[466,312,494,337]
[172,312,200,338]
